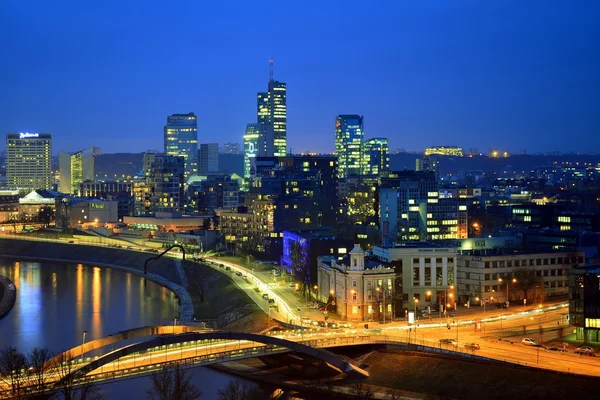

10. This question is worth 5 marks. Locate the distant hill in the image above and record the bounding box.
[95,153,143,179]
[90,152,600,180]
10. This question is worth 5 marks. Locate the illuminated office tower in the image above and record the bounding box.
[243,123,263,179]
[164,112,198,181]
[198,143,219,175]
[59,147,95,194]
[335,115,364,178]
[257,60,287,157]
[6,132,52,192]
[363,138,389,176]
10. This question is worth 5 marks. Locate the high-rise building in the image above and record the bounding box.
[243,123,263,179]
[59,147,95,194]
[164,113,198,181]
[335,115,364,178]
[6,132,52,192]
[198,143,219,175]
[363,138,389,176]
[256,62,286,157]
[145,155,185,214]
[222,143,240,154]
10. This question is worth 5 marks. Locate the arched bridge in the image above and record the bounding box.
[58,331,368,386]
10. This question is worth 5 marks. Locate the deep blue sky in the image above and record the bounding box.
[1,1,599,154]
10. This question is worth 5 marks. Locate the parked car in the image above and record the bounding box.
[327,322,338,329]
[67,240,75,244]
[301,317,312,325]
[464,342,480,350]
[521,338,538,346]
[440,338,458,346]
[547,347,568,353]
[225,266,231,271]
[268,298,275,304]
[126,246,134,249]
[575,346,594,354]
[235,271,242,277]
[262,294,269,300]
[495,303,508,309]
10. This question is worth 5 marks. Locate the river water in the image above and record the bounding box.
[0,259,250,399]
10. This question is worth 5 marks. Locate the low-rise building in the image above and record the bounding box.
[56,198,118,229]
[569,264,600,343]
[318,244,396,323]
[372,243,457,313]
[457,250,584,306]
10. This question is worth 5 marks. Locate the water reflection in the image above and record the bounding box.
[0,260,176,353]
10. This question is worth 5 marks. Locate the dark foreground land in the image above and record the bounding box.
[362,350,599,400]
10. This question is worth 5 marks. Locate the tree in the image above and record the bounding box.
[349,382,374,400]
[513,268,544,302]
[217,380,263,400]
[28,347,54,399]
[37,206,54,226]
[0,346,28,399]
[52,350,104,400]
[147,365,202,400]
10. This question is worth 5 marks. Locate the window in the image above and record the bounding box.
[485,262,490,269]
[537,259,542,266]
[367,305,373,314]
[424,258,431,264]
[425,267,432,286]
[413,258,419,264]
[499,261,505,268]
[414,293,420,301]
[514,260,520,267]
[413,267,420,286]
[544,258,549,265]
[557,257,563,264]
[551,269,556,276]
[507,260,512,268]
[353,293,357,302]
[550,258,556,265]
[492,262,497,268]
[485,274,490,280]
[352,306,358,314]
[352,280,357,287]
[437,258,443,264]
[484,285,490,292]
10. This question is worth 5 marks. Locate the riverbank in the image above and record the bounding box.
[0,275,16,319]
[0,238,266,331]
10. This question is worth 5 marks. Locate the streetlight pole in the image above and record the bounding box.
[81,330,87,362]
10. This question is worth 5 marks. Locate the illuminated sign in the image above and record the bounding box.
[248,142,256,157]
[19,132,39,139]
[408,311,415,324]
[90,203,105,209]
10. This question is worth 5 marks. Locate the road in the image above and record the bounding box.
[2,232,599,379]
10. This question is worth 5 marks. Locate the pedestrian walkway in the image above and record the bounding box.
[174,259,189,288]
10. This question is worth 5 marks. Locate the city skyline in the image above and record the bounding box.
[1,1,599,155]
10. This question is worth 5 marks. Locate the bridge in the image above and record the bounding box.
[0,326,372,398]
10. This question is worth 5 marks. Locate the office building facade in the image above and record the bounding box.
[135,155,185,215]
[6,133,53,192]
[257,79,287,157]
[243,123,263,180]
[59,147,95,194]
[199,143,219,175]
[363,138,389,176]
[164,113,198,180]
[335,115,364,178]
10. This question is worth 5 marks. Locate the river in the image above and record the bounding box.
[0,259,250,399]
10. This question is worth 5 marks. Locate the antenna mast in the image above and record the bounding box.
[269,57,274,81]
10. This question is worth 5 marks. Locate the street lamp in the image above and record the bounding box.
[81,331,88,362]
[498,278,517,306]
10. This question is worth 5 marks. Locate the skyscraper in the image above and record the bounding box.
[243,123,263,179]
[363,138,390,176]
[164,112,198,181]
[198,143,219,175]
[136,155,185,215]
[59,147,95,194]
[6,132,52,192]
[256,60,287,157]
[335,115,364,178]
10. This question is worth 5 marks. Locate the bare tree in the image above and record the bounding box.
[217,380,263,400]
[28,347,54,399]
[513,269,543,301]
[0,346,28,399]
[290,239,310,295]
[147,365,202,400]
[52,350,103,400]
[386,388,403,400]
[349,382,375,400]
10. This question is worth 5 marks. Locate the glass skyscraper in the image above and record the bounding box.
[164,112,198,181]
[335,115,364,178]
[257,80,286,157]
[363,138,390,176]
[243,123,263,179]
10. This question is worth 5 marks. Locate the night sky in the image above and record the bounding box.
[1,1,598,154]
